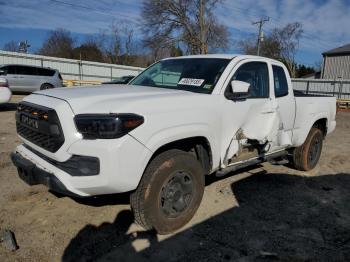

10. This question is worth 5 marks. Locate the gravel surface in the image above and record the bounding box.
[0,95,349,262]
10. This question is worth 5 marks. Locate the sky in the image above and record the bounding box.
[0,0,350,67]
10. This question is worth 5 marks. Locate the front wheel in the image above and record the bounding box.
[130,149,205,234]
[291,127,324,171]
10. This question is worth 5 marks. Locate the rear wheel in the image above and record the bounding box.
[130,149,205,234]
[291,127,324,171]
[40,83,53,90]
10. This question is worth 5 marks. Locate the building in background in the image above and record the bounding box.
[322,43,350,79]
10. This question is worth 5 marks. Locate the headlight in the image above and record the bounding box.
[74,113,144,139]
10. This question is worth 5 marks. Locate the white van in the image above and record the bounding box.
[0,64,63,92]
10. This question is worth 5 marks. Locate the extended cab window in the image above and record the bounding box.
[229,62,269,98]
[130,58,230,94]
[272,65,289,97]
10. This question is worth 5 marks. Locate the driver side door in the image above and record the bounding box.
[220,60,279,165]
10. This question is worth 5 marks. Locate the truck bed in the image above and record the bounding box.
[293,94,337,144]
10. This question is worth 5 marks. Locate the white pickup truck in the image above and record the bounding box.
[11,55,336,234]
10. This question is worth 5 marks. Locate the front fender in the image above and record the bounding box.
[133,123,220,171]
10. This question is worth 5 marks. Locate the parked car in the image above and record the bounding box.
[0,78,12,104]
[102,75,135,85]
[0,64,63,92]
[11,55,336,234]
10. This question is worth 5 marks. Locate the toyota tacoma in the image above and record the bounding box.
[11,55,336,234]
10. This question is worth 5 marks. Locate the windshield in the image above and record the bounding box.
[129,58,230,94]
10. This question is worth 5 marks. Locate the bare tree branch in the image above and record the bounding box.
[3,41,20,52]
[141,0,228,57]
[37,29,75,58]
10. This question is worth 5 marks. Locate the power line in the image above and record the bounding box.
[221,3,334,64]
[47,0,336,54]
[267,16,334,50]
[49,0,140,26]
[224,2,335,51]
[50,0,335,51]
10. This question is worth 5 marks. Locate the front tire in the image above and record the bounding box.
[130,149,205,234]
[291,127,324,171]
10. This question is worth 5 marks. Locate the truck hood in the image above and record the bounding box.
[33,85,201,114]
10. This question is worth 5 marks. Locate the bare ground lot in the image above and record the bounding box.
[1,95,350,262]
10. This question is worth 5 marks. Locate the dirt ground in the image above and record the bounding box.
[0,95,350,262]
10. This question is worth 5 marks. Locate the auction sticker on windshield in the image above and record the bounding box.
[178,78,205,87]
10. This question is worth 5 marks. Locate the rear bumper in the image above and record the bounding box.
[328,120,336,135]
[11,152,80,197]
[0,87,11,103]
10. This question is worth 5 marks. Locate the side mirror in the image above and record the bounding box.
[227,80,250,100]
[0,70,6,76]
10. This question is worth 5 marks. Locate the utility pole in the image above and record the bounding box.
[252,17,269,56]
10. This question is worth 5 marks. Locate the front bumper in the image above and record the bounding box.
[12,135,153,197]
[11,152,79,197]
[14,95,154,197]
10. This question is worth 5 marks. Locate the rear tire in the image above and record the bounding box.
[130,149,205,234]
[291,127,324,171]
[40,83,53,90]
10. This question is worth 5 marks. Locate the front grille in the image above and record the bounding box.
[16,103,48,118]
[16,102,65,152]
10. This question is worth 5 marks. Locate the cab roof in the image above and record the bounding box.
[162,54,277,61]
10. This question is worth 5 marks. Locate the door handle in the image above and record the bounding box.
[261,107,278,114]
[262,110,275,114]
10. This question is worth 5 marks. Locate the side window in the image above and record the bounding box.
[7,66,17,74]
[37,68,46,76]
[229,62,269,98]
[38,68,55,76]
[47,69,55,76]
[0,66,8,74]
[17,66,37,75]
[272,65,289,97]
